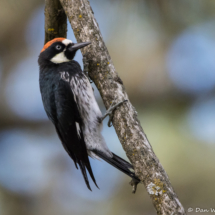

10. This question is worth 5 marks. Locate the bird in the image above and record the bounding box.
[38,38,140,190]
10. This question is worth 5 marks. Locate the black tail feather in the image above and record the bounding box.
[111,152,133,169]
[72,154,99,191]
[75,132,99,191]
[83,158,99,189]
[79,161,91,191]
[55,125,99,191]
[92,150,140,182]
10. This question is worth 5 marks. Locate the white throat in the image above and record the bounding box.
[50,52,70,64]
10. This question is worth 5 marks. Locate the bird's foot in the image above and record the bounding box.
[101,100,128,127]
[83,53,93,83]
[129,178,139,194]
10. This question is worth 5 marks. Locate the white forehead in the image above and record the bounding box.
[62,39,73,46]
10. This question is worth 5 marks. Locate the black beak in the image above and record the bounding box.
[69,42,91,51]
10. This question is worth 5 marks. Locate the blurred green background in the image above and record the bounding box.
[0,0,215,214]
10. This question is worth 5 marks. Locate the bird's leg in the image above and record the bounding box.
[129,178,139,194]
[101,100,128,127]
[83,53,93,83]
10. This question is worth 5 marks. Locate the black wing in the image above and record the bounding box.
[53,78,98,190]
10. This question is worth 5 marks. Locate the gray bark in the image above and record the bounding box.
[45,0,186,214]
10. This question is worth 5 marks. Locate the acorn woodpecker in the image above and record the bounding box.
[38,38,139,190]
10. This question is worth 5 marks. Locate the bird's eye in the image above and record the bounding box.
[55,45,62,50]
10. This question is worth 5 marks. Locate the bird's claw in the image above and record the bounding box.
[129,178,139,194]
[101,100,128,127]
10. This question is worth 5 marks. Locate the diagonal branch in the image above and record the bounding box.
[45,0,186,214]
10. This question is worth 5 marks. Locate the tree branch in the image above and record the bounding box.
[45,0,186,214]
[44,0,67,44]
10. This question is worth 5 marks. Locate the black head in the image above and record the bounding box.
[39,38,91,64]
